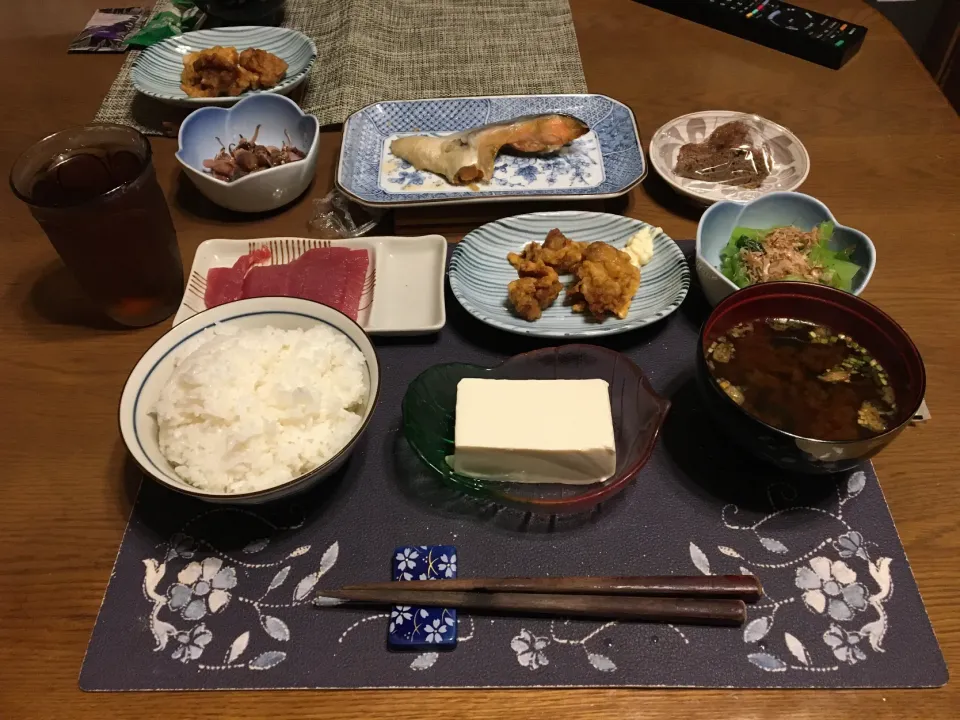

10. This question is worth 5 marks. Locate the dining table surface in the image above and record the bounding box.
[2,0,959,717]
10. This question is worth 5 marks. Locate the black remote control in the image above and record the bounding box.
[635,0,867,69]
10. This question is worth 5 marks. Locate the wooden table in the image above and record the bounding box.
[1,0,958,717]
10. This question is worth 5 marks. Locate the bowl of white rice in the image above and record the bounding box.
[119,296,380,503]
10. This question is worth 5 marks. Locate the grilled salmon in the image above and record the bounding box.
[390,113,589,185]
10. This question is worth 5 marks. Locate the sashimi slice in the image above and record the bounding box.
[204,267,245,308]
[202,245,371,322]
[204,247,272,308]
[242,264,290,298]
[305,246,354,261]
[236,247,272,273]
[338,251,370,321]
[288,249,348,310]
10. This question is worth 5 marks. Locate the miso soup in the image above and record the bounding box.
[705,318,897,441]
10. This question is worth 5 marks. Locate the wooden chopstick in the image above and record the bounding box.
[317,589,746,627]
[340,575,763,604]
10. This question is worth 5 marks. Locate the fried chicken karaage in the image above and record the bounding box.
[567,241,640,320]
[505,228,641,322]
[239,48,289,88]
[509,228,586,274]
[181,46,288,98]
[507,258,562,321]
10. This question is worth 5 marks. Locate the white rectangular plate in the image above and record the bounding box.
[176,235,447,335]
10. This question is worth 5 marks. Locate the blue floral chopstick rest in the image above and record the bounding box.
[389,545,457,649]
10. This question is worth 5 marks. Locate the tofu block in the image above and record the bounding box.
[451,378,616,484]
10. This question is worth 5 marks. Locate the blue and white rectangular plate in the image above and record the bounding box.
[336,94,646,207]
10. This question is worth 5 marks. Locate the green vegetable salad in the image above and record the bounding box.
[719,221,862,292]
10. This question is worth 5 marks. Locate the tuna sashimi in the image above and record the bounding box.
[203,245,370,321]
[204,247,272,307]
[338,252,370,321]
[289,249,349,310]
[242,264,290,298]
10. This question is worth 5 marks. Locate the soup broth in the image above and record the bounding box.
[705,318,897,441]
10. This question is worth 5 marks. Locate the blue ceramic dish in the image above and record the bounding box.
[132,25,316,106]
[695,191,876,306]
[176,93,319,213]
[449,211,689,339]
[336,94,646,207]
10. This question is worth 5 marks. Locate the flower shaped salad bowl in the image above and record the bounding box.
[696,191,877,307]
[176,93,320,213]
[402,345,670,513]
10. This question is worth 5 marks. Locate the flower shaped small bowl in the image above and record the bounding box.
[401,345,670,513]
[119,296,381,504]
[176,93,319,213]
[695,191,877,307]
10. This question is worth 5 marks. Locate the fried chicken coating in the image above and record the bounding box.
[507,229,586,275]
[507,259,562,321]
[181,46,288,98]
[239,48,289,89]
[567,241,640,320]
[540,228,587,273]
[181,47,242,98]
[504,230,639,322]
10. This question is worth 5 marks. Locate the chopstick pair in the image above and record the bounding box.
[314,575,762,627]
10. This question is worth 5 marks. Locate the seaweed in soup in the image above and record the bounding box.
[706,318,897,441]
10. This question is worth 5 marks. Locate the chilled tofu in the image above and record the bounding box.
[450,378,616,484]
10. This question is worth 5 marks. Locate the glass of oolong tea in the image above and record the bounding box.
[11,124,184,327]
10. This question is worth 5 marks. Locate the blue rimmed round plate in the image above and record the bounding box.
[132,26,317,107]
[449,211,690,338]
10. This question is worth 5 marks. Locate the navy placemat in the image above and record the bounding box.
[80,243,947,690]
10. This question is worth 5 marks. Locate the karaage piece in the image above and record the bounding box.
[507,259,562,321]
[567,242,640,320]
[180,46,288,98]
[181,46,243,98]
[508,242,543,270]
[239,48,289,88]
[507,229,586,275]
[539,228,587,273]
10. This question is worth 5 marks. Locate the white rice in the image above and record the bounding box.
[155,324,368,494]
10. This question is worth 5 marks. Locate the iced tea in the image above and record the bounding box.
[11,124,184,327]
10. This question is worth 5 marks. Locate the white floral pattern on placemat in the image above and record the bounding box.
[687,470,893,674]
[323,469,898,678]
[141,508,338,672]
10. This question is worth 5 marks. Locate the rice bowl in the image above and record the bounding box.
[119,297,380,503]
[156,325,368,494]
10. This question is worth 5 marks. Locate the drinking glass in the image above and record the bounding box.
[11,124,184,327]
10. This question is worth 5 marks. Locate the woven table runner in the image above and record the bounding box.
[79,244,947,691]
[94,0,588,134]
